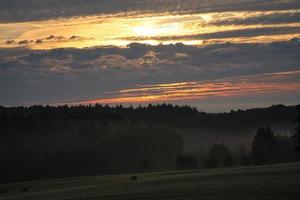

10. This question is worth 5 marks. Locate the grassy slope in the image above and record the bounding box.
[1,163,300,200]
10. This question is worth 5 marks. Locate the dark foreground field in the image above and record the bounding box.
[1,163,300,200]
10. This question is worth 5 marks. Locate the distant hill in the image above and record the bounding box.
[0,104,297,131]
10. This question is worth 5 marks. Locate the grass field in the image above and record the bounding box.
[1,163,300,200]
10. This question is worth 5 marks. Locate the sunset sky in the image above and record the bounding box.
[0,0,300,111]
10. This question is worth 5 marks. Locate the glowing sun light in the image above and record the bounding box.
[133,22,182,37]
[133,25,159,36]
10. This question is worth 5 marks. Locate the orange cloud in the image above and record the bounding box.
[72,71,300,105]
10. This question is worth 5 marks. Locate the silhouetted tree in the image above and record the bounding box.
[176,154,198,170]
[292,105,300,157]
[252,127,280,165]
[206,143,233,168]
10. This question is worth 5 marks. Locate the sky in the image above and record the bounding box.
[0,0,300,112]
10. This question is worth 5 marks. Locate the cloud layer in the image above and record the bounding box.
[0,40,299,110]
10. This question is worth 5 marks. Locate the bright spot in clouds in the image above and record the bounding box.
[133,22,182,37]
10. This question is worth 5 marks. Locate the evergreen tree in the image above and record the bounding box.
[252,127,280,165]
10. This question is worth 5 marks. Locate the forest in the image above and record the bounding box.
[0,104,299,183]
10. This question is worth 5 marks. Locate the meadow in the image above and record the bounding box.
[1,162,300,200]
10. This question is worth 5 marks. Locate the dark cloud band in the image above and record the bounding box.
[1,0,300,22]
